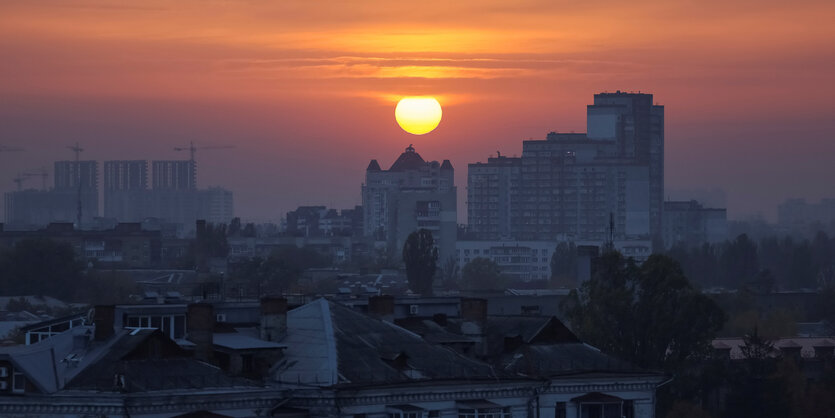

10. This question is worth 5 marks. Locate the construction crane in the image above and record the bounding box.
[26,168,49,190]
[173,141,235,163]
[11,169,49,191]
[12,173,32,191]
[0,145,24,153]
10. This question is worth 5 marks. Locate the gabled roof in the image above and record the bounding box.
[273,299,498,387]
[67,329,253,392]
[388,145,426,171]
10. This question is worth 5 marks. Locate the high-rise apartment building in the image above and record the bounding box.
[362,145,457,263]
[588,92,664,240]
[152,160,195,190]
[467,154,521,240]
[53,160,99,224]
[104,160,149,222]
[467,92,663,245]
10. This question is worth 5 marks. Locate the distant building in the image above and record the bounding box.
[103,160,149,222]
[663,200,727,248]
[362,145,457,262]
[0,222,162,268]
[467,92,664,246]
[457,240,555,282]
[53,160,99,224]
[285,205,362,237]
[456,239,653,283]
[197,186,234,225]
[152,160,195,190]
[467,154,521,240]
[778,198,835,233]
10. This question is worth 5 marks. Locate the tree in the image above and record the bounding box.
[461,257,506,290]
[440,255,460,288]
[564,252,726,370]
[402,229,438,295]
[549,242,577,285]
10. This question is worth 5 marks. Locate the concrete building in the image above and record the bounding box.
[152,160,195,190]
[467,92,663,247]
[363,145,457,263]
[456,239,653,283]
[197,186,234,225]
[663,200,727,248]
[103,160,149,222]
[0,222,162,268]
[467,154,521,240]
[588,92,664,241]
[778,198,835,233]
[53,160,99,225]
[457,240,555,282]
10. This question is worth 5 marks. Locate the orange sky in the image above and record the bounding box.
[1,0,834,221]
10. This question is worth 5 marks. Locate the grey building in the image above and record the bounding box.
[362,145,457,263]
[663,200,727,248]
[467,92,663,245]
[467,154,521,240]
[152,160,195,190]
[53,160,99,224]
[103,160,149,222]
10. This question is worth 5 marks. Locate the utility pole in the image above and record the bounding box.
[68,143,84,229]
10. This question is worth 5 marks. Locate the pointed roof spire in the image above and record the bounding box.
[367,160,381,171]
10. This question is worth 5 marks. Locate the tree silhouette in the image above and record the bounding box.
[402,229,438,295]
[461,257,506,290]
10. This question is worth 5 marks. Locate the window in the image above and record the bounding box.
[580,403,621,418]
[12,370,25,393]
[459,407,512,418]
[555,402,566,418]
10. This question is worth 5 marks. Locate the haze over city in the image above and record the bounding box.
[2,0,834,222]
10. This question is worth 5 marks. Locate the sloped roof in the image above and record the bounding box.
[501,343,639,377]
[67,329,253,392]
[273,299,498,387]
[388,146,426,171]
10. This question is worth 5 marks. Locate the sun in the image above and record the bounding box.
[395,97,442,135]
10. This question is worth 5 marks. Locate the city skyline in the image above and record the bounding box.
[2,1,834,222]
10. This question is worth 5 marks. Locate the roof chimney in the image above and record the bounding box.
[93,305,115,341]
[187,303,215,363]
[460,298,488,356]
[368,295,395,321]
[260,296,288,342]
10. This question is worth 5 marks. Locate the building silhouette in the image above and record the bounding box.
[363,145,457,262]
[467,92,663,245]
[152,160,195,190]
[103,160,149,222]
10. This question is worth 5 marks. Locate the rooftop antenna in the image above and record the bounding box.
[68,142,84,229]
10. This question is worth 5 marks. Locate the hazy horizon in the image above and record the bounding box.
[2,0,834,223]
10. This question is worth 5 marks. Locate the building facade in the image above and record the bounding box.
[152,160,195,190]
[466,92,663,246]
[662,200,727,248]
[362,145,457,263]
[103,160,149,222]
